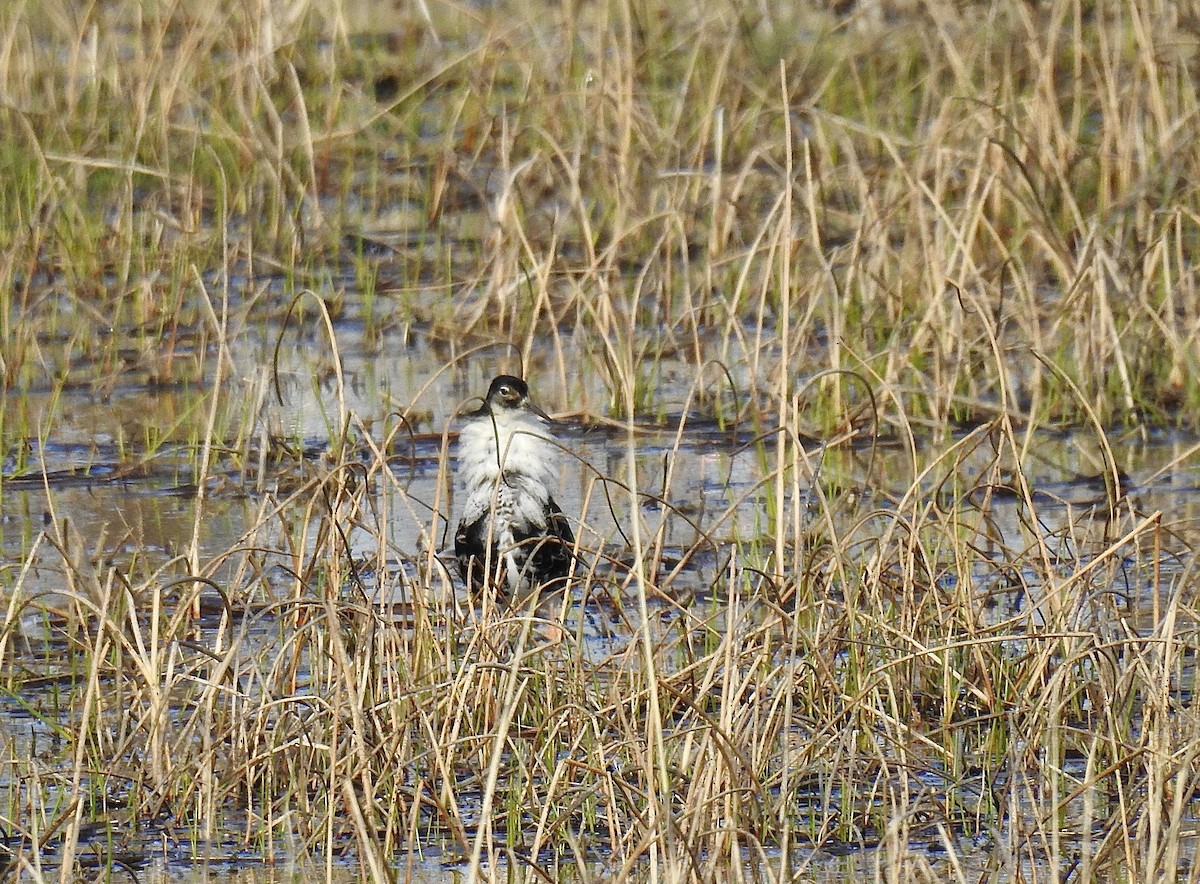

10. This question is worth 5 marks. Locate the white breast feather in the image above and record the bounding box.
[458,409,558,489]
[457,407,560,532]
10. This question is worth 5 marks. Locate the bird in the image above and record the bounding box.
[454,375,575,600]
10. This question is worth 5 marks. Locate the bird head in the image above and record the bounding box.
[484,375,551,421]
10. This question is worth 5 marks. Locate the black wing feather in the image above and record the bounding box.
[455,497,575,595]
[455,514,494,590]
[513,498,575,586]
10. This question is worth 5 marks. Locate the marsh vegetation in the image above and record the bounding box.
[1,0,1200,880]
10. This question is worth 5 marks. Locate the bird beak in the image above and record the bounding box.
[527,401,553,422]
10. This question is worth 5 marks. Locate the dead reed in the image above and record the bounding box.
[0,0,1198,881]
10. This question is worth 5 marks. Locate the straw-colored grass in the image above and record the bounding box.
[0,0,1199,881]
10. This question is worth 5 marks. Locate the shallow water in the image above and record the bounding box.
[3,301,1200,879]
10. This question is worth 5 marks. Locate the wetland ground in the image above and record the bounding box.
[2,0,1200,881]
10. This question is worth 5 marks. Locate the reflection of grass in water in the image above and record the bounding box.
[0,0,1197,878]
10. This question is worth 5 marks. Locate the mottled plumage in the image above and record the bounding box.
[454,376,574,598]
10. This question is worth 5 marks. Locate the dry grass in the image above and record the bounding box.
[0,0,1199,881]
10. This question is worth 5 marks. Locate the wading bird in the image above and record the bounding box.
[454,375,574,599]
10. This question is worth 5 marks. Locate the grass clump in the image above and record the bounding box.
[1,0,1200,881]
